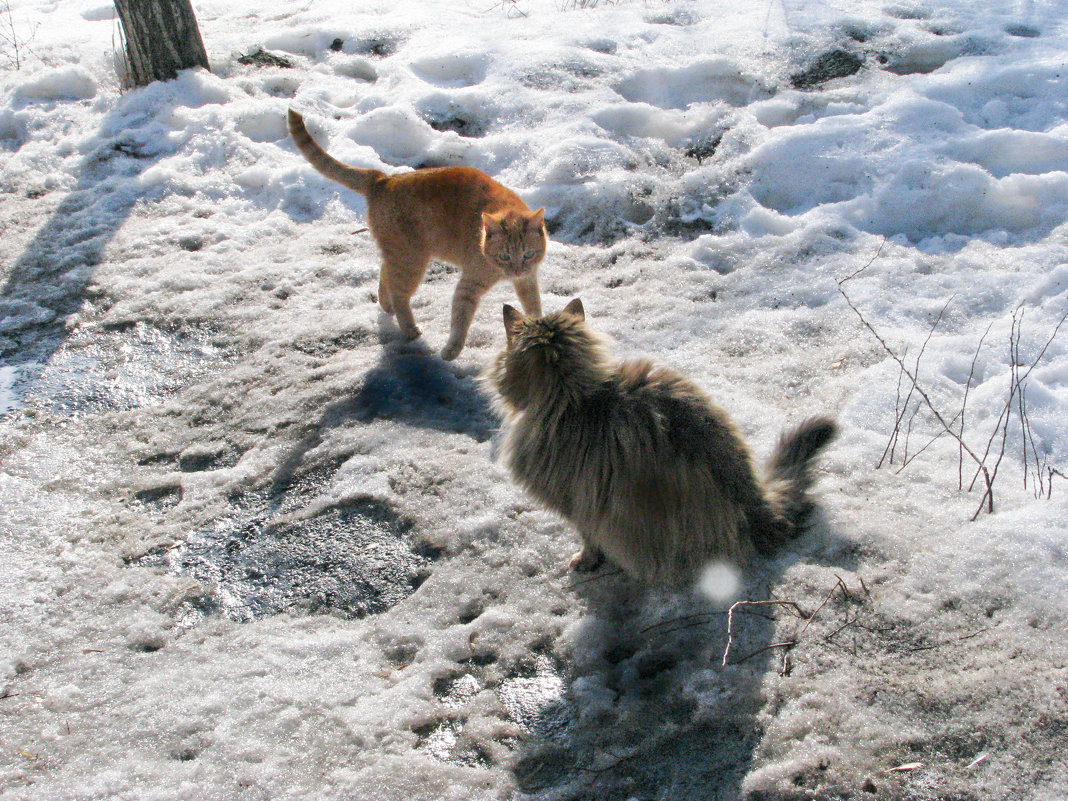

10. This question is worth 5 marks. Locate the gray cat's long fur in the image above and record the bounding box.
[485,299,837,587]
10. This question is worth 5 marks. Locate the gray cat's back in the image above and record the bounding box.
[488,301,836,586]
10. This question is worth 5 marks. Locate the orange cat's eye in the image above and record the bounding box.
[522,250,536,261]
[496,252,511,262]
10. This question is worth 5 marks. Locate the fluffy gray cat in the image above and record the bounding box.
[484,299,837,586]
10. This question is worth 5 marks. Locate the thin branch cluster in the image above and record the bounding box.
[0,1,39,71]
[720,575,989,676]
[838,242,1068,519]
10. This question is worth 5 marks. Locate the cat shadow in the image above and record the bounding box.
[353,330,498,442]
[510,509,851,800]
[268,330,498,503]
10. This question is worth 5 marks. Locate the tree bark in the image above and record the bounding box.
[114,0,209,87]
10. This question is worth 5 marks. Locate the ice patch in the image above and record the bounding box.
[410,52,489,88]
[615,58,772,109]
[867,161,1068,239]
[330,55,378,83]
[1021,264,1068,308]
[234,107,288,143]
[80,4,115,21]
[15,323,231,416]
[940,128,1068,178]
[15,66,96,102]
[345,106,437,166]
[747,128,874,215]
[922,59,1068,132]
[592,102,727,148]
[535,136,638,185]
[740,205,802,237]
[0,365,27,415]
[881,33,975,76]
[262,28,331,58]
[497,656,573,740]
[137,499,431,623]
[0,297,56,333]
[417,91,494,139]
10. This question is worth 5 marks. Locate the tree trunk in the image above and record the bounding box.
[114,0,209,87]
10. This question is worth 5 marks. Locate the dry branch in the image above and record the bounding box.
[838,246,1067,518]
[722,578,862,669]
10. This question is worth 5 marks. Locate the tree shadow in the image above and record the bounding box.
[0,90,180,366]
[0,72,343,373]
[510,510,854,800]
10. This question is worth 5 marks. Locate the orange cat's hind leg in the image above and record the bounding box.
[378,244,430,342]
[386,277,422,342]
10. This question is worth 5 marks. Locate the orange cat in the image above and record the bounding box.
[288,109,547,360]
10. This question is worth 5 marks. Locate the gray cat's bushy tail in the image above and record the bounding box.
[757,416,838,551]
[288,109,385,195]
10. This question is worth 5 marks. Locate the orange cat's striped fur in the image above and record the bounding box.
[288,109,546,360]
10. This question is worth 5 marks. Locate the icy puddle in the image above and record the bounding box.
[3,322,232,416]
[416,656,575,768]
[136,498,434,624]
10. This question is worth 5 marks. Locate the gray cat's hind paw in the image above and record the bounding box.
[569,546,605,573]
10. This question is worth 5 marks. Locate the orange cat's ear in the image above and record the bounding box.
[481,212,498,232]
[503,304,523,346]
[563,298,584,320]
[530,208,546,227]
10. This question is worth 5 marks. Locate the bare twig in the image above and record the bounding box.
[722,599,806,666]
[959,322,993,489]
[838,280,986,472]
[0,1,39,70]
[897,407,963,472]
[485,0,528,16]
[1049,468,1067,500]
[639,612,718,634]
[729,640,797,665]
[904,627,989,652]
[722,578,859,668]
[879,353,909,469]
[797,575,849,639]
[824,615,862,643]
[966,753,989,769]
[564,567,623,590]
[838,237,886,285]
[840,244,1067,519]
[970,307,1068,491]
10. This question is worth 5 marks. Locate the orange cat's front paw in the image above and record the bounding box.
[400,325,421,342]
[440,342,463,361]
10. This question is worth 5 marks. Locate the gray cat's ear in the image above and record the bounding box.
[563,298,585,320]
[503,304,522,346]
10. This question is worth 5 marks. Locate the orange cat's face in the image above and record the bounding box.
[481,209,547,278]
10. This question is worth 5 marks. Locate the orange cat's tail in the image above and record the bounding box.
[287,109,386,196]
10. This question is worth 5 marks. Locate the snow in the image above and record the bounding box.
[1,0,1067,799]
